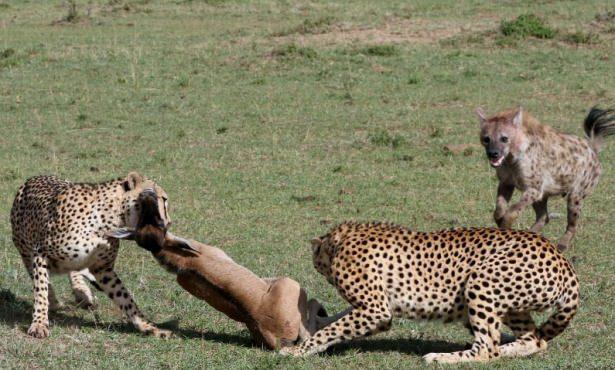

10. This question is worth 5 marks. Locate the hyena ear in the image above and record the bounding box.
[512,107,523,127]
[123,172,144,192]
[475,107,487,124]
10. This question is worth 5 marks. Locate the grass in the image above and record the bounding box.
[563,31,601,45]
[500,14,557,39]
[0,0,614,369]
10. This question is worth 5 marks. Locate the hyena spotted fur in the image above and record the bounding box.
[477,106,615,251]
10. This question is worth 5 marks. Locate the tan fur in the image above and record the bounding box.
[478,107,608,250]
[282,222,579,364]
[112,191,330,349]
[11,173,171,339]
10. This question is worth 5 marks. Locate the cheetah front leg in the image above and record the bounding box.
[90,264,171,338]
[281,306,392,356]
[27,252,51,338]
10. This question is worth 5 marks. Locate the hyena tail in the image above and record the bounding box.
[537,276,580,342]
[584,106,615,152]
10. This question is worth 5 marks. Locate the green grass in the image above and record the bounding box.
[0,0,614,369]
[500,14,557,39]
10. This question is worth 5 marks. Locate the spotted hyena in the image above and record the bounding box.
[477,106,615,250]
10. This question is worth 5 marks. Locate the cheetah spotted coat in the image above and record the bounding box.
[283,222,579,363]
[11,173,171,338]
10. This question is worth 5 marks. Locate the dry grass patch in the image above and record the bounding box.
[272,17,497,47]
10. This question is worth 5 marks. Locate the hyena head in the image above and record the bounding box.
[476,107,527,168]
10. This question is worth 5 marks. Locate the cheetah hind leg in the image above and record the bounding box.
[499,312,547,358]
[48,284,64,311]
[70,270,97,309]
[424,296,501,363]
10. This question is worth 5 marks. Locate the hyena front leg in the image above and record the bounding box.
[90,263,171,338]
[530,197,550,233]
[500,188,542,229]
[557,194,585,251]
[494,183,515,227]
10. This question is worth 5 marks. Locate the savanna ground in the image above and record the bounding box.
[1,0,614,368]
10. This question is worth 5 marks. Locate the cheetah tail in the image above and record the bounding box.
[584,106,615,153]
[537,280,580,342]
[81,269,104,292]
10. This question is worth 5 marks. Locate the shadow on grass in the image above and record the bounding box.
[0,288,252,347]
[1,288,472,355]
[326,337,469,356]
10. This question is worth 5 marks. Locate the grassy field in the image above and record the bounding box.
[1,0,614,368]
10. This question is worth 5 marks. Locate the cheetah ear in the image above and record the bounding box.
[105,227,136,240]
[123,172,144,192]
[512,107,523,127]
[310,238,322,252]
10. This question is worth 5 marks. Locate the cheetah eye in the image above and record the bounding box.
[482,137,490,144]
[500,136,509,143]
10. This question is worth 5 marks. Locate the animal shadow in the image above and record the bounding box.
[327,336,469,356]
[0,288,251,347]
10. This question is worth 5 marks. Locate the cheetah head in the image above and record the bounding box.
[311,236,334,284]
[120,172,170,230]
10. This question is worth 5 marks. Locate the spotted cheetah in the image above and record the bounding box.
[281,222,579,363]
[10,172,172,339]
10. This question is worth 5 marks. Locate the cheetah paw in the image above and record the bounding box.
[27,323,50,339]
[423,352,462,364]
[75,298,98,310]
[147,327,172,339]
[278,346,304,357]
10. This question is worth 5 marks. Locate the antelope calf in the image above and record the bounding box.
[108,189,332,349]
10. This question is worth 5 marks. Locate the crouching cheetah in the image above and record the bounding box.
[281,222,579,363]
[11,172,172,338]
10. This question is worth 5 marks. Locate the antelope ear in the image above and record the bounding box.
[512,107,523,127]
[123,172,144,191]
[476,107,487,124]
[105,228,136,240]
[166,232,200,254]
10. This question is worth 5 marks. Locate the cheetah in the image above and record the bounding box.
[477,106,615,250]
[281,222,579,363]
[10,172,172,339]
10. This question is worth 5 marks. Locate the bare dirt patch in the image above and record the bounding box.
[273,17,497,47]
